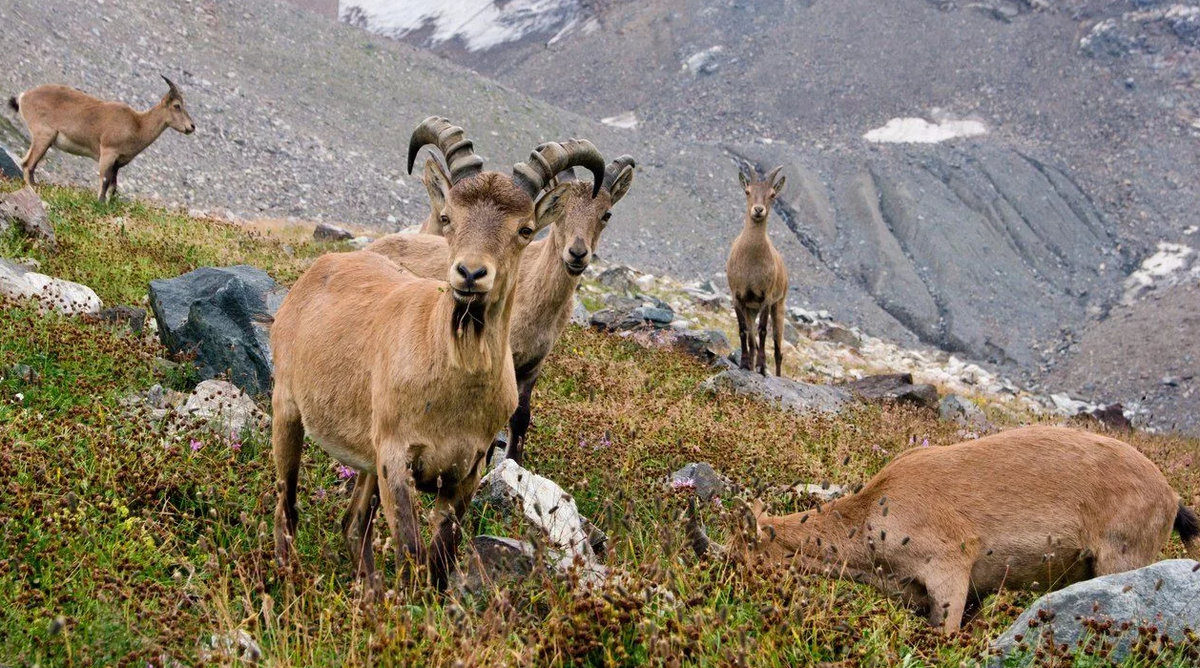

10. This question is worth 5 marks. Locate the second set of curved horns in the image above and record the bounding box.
[406,116,610,200]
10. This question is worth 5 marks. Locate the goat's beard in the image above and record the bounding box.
[452,300,487,339]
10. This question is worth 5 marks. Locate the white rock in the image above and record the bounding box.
[0,259,102,315]
[182,380,267,436]
[478,459,594,563]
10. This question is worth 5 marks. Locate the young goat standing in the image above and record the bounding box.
[9,77,196,202]
[689,426,1200,632]
[270,117,605,588]
[369,156,635,465]
[726,165,788,376]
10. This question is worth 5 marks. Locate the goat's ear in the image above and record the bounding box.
[738,170,750,189]
[533,181,572,233]
[772,175,787,197]
[422,158,450,211]
[607,165,634,206]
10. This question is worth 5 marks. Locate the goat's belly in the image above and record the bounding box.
[304,425,375,473]
[970,546,1090,593]
[54,135,97,159]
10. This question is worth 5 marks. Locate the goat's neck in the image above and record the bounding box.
[134,104,172,152]
[758,496,874,575]
[518,234,580,318]
[740,214,773,244]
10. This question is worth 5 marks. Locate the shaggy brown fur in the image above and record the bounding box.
[369,158,635,465]
[11,78,195,201]
[691,426,1199,632]
[271,169,570,589]
[727,165,789,376]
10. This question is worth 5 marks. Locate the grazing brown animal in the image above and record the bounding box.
[369,156,636,465]
[689,426,1200,632]
[9,77,196,201]
[726,165,788,376]
[269,117,605,588]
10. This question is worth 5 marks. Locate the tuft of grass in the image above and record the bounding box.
[0,184,1198,667]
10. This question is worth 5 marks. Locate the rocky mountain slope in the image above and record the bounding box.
[2,0,1197,432]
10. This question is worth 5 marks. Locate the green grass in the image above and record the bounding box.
[1,185,1198,667]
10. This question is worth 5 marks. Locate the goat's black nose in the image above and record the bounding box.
[456,264,488,283]
[568,246,588,260]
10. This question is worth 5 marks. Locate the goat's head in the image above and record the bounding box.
[159,76,196,135]
[543,156,635,276]
[739,165,786,223]
[407,117,606,311]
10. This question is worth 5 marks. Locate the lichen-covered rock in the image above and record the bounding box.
[700,368,852,415]
[149,266,285,396]
[0,259,101,315]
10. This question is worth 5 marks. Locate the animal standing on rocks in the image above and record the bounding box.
[370,155,636,465]
[688,426,1200,632]
[9,77,196,202]
[269,116,606,588]
[727,165,789,376]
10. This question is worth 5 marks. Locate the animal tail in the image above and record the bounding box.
[1174,502,1200,559]
[7,96,18,113]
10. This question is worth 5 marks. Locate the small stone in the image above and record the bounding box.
[96,305,147,334]
[670,329,732,364]
[938,394,985,425]
[0,259,102,315]
[700,368,852,415]
[313,223,353,241]
[669,462,727,501]
[0,187,56,252]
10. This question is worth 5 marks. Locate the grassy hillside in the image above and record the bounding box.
[1,187,1198,666]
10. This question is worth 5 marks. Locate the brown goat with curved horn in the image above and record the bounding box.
[10,76,196,201]
[271,117,607,589]
[369,154,636,465]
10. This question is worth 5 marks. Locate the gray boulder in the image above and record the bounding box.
[990,559,1200,666]
[939,394,985,425]
[700,368,852,415]
[0,259,101,315]
[459,535,536,593]
[590,298,675,331]
[476,459,598,567]
[149,266,286,396]
[570,299,590,326]
[670,329,732,365]
[0,187,56,251]
[313,223,353,241]
[843,373,939,409]
[0,148,20,180]
[181,379,268,437]
[669,462,727,501]
[96,305,147,334]
[596,265,636,294]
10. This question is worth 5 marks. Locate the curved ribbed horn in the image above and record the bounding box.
[601,155,636,193]
[161,75,181,99]
[406,116,484,185]
[512,139,606,200]
[765,165,784,186]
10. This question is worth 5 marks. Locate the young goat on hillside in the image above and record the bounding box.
[9,77,196,202]
[726,165,789,376]
[270,117,605,588]
[369,155,635,465]
[689,426,1200,633]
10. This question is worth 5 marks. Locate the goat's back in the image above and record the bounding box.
[18,84,138,138]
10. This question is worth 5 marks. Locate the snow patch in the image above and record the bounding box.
[864,117,988,144]
[601,111,638,130]
[1123,242,1199,303]
[342,0,586,52]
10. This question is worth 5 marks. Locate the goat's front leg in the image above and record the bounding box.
[376,442,425,580]
[428,458,483,590]
[755,308,770,375]
[97,150,118,202]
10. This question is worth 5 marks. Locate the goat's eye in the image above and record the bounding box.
[439,214,450,225]
[518,226,535,239]
[600,212,612,223]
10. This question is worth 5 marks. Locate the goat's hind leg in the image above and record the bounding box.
[271,398,305,567]
[342,472,380,588]
[755,308,770,375]
[21,129,55,187]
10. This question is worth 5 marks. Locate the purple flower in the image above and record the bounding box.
[921,438,930,448]
[871,443,889,455]
[671,478,696,491]
[314,487,327,501]
[190,439,202,452]
[336,465,356,480]
[230,441,242,452]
